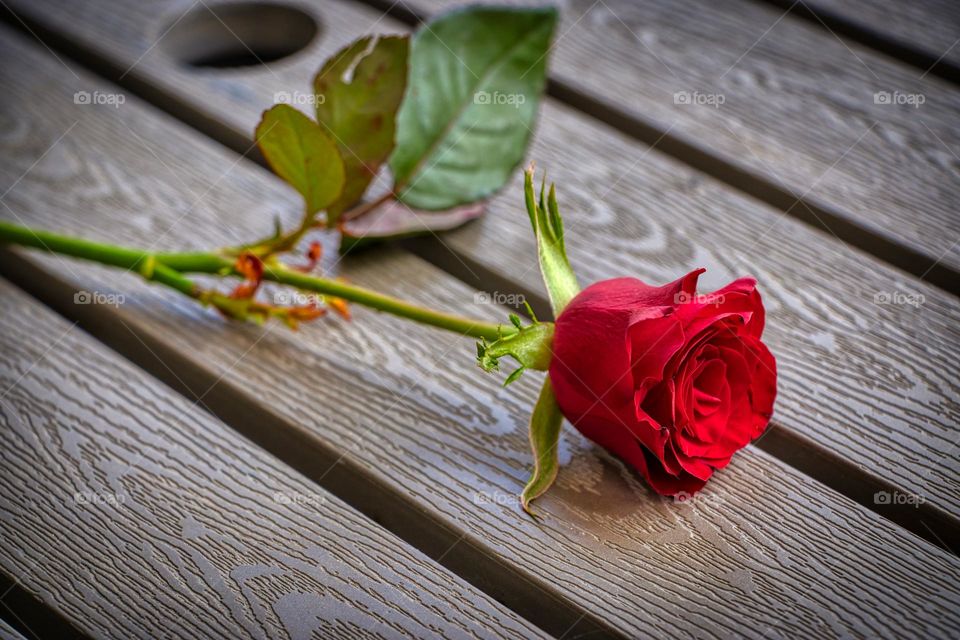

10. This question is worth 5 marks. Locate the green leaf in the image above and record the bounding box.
[339,198,484,252]
[389,6,557,210]
[521,377,564,515]
[524,167,579,315]
[503,367,525,386]
[314,35,409,224]
[255,104,345,216]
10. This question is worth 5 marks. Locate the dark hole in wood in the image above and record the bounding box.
[161,3,318,68]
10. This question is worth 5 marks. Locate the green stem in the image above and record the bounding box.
[0,221,510,340]
[264,266,502,337]
[146,261,201,297]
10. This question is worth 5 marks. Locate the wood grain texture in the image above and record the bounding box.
[773,0,960,71]
[2,24,960,640]
[0,276,546,640]
[6,0,958,524]
[402,0,960,276]
[443,98,960,521]
[0,619,27,640]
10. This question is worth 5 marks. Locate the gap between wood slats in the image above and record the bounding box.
[0,250,623,640]
[405,237,960,555]
[753,0,960,85]
[0,7,957,556]
[3,1,956,299]
[345,0,960,298]
[0,572,88,639]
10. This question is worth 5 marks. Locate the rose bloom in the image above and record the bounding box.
[549,269,777,496]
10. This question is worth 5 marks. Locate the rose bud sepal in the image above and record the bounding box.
[476,311,554,385]
[476,167,582,515]
[524,164,579,315]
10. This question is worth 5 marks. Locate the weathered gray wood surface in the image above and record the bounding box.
[774,0,960,71]
[2,24,960,640]
[0,280,546,640]
[443,99,960,523]
[8,0,958,527]
[15,0,960,279]
[401,0,960,280]
[0,619,26,640]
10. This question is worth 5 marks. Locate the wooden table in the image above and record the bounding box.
[0,0,957,637]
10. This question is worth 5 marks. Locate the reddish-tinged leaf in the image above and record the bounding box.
[340,197,484,252]
[314,35,409,224]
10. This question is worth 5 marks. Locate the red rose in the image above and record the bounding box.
[549,269,777,496]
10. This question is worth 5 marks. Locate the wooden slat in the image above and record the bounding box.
[402,0,960,284]
[2,23,960,640]
[12,0,960,284]
[0,281,546,639]
[763,0,960,74]
[446,99,960,522]
[0,619,26,640]
[7,0,958,529]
